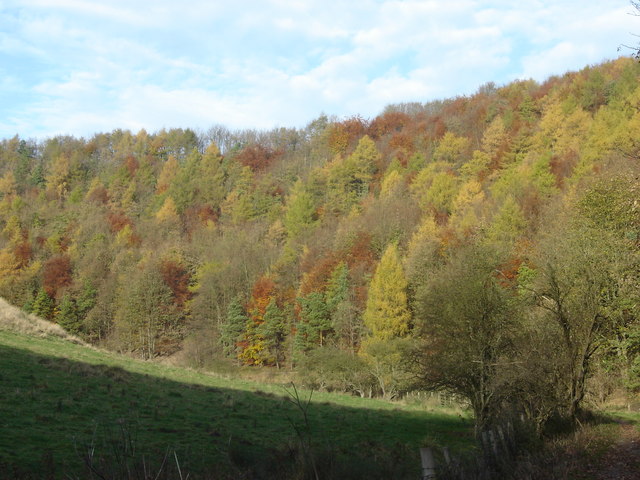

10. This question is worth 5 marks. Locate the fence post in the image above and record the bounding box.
[497,425,509,454]
[489,429,499,458]
[442,446,451,465]
[481,430,490,455]
[420,447,437,480]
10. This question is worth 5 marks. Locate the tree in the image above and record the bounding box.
[222,166,256,223]
[0,171,17,199]
[240,276,276,365]
[414,244,517,433]
[85,178,109,204]
[159,258,192,308]
[57,294,81,334]
[168,149,200,213]
[410,163,459,216]
[219,296,248,361]
[599,187,640,391]
[380,169,403,198]
[362,243,410,340]
[30,288,56,320]
[284,180,317,238]
[325,262,349,312]
[480,116,508,163]
[156,155,179,193]
[360,243,412,399]
[155,196,180,224]
[45,154,71,200]
[29,162,46,188]
[523,198,637,421]
[331,298,361,353]
[425,172,459,216]
[196,143,226,207]
[0,247,20,279]
[359,336,412,399]
[42,254,73,298]
[324,262,362,352]
[485,195,527,248]
[258,298,288,368]
[348,135,379,183]
[432,132,470,165]
[449,179,485,237]
[77,281,97,321]
[113,264,177,359]
[296,292,332,354]
[324,135,379,214]
[405,215,441,286]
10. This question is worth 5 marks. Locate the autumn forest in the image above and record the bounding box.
[1,57,640,434]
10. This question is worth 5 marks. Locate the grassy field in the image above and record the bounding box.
[0,328,475,479]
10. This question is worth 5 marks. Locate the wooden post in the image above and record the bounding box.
[489,429,499,458]
[481,430,490,455]
[497,425,507,450]
[442,446,451,465]
[420,447,437,480]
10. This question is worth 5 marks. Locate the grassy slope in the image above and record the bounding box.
[0,329,474,479]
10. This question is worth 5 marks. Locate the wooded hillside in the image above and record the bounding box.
[1,57,639,431]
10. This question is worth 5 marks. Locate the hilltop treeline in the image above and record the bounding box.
[1,57,639,431]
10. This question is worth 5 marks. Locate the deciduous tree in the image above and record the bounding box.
[362,243,410,340]
[360,243,412,398]
[414,244,517,433]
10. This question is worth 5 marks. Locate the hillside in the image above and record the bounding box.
[0,57,639,435]
[0,307,473,479]
[0,297,86,344]
[1,301,639,479]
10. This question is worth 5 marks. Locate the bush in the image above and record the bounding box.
[296,347,375,396]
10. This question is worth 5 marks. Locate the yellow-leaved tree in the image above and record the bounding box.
[362,243,410,339]
[325,135,379,214]
[360,242,412,398]
[156,196,179,224]
[156,155,179,194]
[284,179,317,238]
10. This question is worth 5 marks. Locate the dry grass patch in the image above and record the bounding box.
[0,297,86,345]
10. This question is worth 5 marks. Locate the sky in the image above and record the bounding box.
[0,1,638,140]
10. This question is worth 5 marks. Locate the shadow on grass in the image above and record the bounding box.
[0,341,473,479]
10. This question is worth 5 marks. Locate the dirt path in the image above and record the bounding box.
[592,423,640,480]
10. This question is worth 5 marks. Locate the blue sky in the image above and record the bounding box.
[1,1,637,139]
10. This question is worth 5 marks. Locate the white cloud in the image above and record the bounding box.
[520,42,582,80]
[0,0,638,138]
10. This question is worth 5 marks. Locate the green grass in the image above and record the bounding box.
[605,409,640,427]
[0,330,474,479]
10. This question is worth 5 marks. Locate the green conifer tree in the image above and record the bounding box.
[31,288,55,320]
[284,180,316,238]
[77,281,97,319]
[258,298,287,368]
[325,262,349,312]
[219,296,248,359]
[295,292,332,354]
[57,294,81,334]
